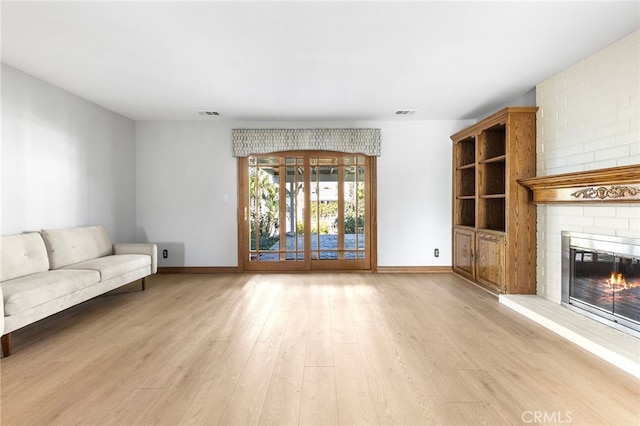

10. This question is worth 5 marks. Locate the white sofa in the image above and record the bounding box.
[0,225,157,356]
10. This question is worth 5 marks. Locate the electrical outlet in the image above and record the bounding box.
[162,249,168,259]
[434,248,439,258]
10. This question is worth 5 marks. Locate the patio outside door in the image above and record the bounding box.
[238,151,375,271]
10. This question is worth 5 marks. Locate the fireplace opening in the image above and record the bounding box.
[562,232,640,336]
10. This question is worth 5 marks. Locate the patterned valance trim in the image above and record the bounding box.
[232,128,381,157]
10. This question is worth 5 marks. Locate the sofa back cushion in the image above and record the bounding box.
[0,232,50,282]
[41,225,113,269]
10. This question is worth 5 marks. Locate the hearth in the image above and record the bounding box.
[562,232,640,336]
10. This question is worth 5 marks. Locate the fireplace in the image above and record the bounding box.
[562,232,640,336]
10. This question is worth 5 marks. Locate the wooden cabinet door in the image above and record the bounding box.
[453,227,475,278]
[475,231,506,293]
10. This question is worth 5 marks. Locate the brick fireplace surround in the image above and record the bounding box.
[503,165,640,378]
[497,29,639,378]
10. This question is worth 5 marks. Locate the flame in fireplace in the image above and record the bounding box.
[605,272,638,292]
[609,272,626,286]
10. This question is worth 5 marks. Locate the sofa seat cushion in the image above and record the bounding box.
[2,269,101,316]
[63,254,151,281]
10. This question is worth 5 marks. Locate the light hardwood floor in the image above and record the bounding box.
[2,273,639,425]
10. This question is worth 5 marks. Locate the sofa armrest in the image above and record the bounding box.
[0,285,4,336]
[113,243,158,274]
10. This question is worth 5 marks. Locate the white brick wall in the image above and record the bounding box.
[535,30,640,303]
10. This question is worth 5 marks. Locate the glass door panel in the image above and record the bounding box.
[247,155,305,268]
[283,157,305,261]
[310,157,338,260]
[309,155,368,268]
[344,160,366,260]
[242,152,371,271]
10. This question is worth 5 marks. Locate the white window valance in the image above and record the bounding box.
[232,128,381,157]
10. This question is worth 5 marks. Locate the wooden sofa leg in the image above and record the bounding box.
[2,333,12,357]
[141,277,146,291]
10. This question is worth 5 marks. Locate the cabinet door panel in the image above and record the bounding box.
[453,228,474,278]
[475,232,505,293]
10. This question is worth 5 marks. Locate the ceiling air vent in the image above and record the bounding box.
[198,111,221,116]
[395,110,417,115]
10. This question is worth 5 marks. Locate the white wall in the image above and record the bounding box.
[135,121,238,267]
[136,119,471,267]
[377,121,471,267]
[535,30,639,302]
[1,64,137,242]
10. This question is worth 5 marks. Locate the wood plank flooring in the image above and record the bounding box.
[1,273,639,425]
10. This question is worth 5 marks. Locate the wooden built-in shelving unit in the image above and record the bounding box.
[452,107,538,294]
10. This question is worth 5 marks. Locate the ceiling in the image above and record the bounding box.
[2,1,638,121]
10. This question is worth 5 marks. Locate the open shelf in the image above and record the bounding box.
[478,124,506,162]
[479,160,505,196]
[480,154,506,164]
[454,199,476,227]
[457,163,476,170]
[456,167,476,197]
[456,136,476,168]
[478,198,505,231]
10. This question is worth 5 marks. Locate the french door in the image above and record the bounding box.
[238,151,376,271]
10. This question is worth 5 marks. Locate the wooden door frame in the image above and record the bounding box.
[237,151,377,272]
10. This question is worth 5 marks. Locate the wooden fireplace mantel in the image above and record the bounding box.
[518,164,640,203]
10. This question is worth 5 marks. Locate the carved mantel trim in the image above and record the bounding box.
[518,164,640,203]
